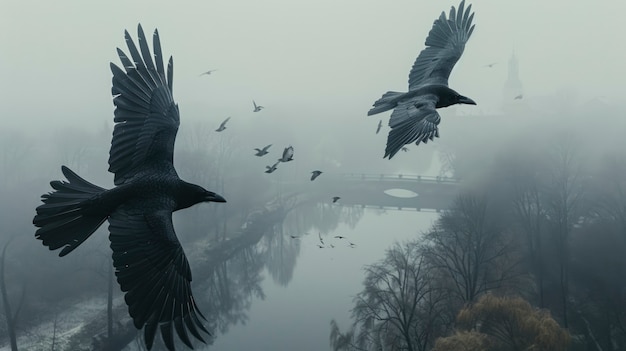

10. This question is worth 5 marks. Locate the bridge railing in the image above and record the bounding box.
[340,173,460,184]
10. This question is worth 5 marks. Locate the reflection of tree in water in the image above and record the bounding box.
[262,224,301,286]
[147,195,365,350]
[199,245,266,338]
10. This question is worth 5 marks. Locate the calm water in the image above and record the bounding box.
[207,208,438,351]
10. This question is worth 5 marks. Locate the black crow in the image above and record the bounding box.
[368,0,476,159]
[254,144,272,156]
[199,69,217,76]
[332,196,341,203]
[265,161,280,173]
[310,170,323,181]
[215,116,231,132]
[33,25,226,351]
[278,146,294,162]
[376,120,382,134]
[253,100,264,112]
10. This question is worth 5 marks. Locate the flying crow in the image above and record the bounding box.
[265,161,280,173]
[215,116,231,132]
[332,196,341,203]
[199,69,217,76]
[253,100,264,112]
[254,144,272,156]
[368,1,477,159]
[278,146,294,162]
[310,170,323,181]
[33,25,226,351]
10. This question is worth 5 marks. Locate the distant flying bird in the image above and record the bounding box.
[215,116,231,132]
[367,0,477,159]
[317,244,324,249]
[265,161,280,173]
[334,235,346,239]
[376,120,383,134]
[199,69,217,76]
[514,94,523,100]
[290,235,300,239]
[253,100,264,112]
[278,146,294,162]
[332,196,341,203]
[310,170,323,181]
[401,147,409,152]
[484,62,497,68]
[33,25,225,351]
[254,144,272,156]
[348,242,357,248]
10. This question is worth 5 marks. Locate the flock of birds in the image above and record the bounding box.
[213,100,325,181]
[32,1,483,350]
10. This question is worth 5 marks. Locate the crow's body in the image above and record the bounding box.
[33,25,225,351]
[368,0,476,159]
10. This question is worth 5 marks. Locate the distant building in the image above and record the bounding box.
[502,52,528,115]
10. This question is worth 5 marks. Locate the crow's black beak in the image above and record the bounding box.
[205,192,227,203]
[459,96,476,105]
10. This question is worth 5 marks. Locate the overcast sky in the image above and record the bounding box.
[2,0,625,133]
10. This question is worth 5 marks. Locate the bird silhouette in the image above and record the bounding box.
[334,235,346,239]
[253,100,264,112]
[514,94,523,100]
[310,170,323,181]
[215,116,231,132]
[401,147,409,152]
[199,69,217,76]
[348,242,357,248]
[278,146,294,162]
[376,119,383,134]
[332,196,341,203]
[368,1,477,159]
[484,62,497,68]
[265,161,280,173]
[254,144,272,156]
[33,25,225,351]
[290,235,300,239]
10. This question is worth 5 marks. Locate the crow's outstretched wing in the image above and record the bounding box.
[385,94,440,159]
[109,207,209,351]
[109,24,180,185]
[408,0,475,90]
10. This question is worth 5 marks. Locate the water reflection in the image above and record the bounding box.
[155,198,364,350]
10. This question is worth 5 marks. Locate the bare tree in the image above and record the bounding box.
[1,238,26,351]
[421,193,524,308]
[330,241,446,351]
[543,138,585,328]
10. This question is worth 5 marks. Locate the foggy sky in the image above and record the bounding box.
[2,0,625,133]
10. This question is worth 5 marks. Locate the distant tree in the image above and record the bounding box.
[330,241,446,351]
[542,137,586,328]
[570,220,626,350]
[421,193,524,309]
[453,294,570,351]
[1,238,25,351]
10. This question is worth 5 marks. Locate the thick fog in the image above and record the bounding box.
[2,0,626,350]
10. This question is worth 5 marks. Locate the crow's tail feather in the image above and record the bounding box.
[34,166,108,257]
[367,91,404,116]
